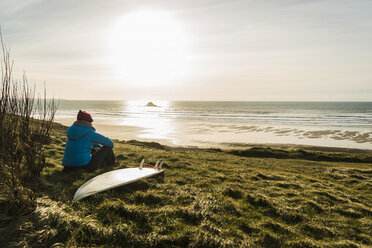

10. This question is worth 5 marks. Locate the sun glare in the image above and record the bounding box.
[110,10,190,87]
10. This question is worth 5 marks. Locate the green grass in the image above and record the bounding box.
[1,123,371,247]
[229,147,372,163]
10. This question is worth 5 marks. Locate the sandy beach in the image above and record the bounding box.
[55,116,372,152]
[55,101,372,151]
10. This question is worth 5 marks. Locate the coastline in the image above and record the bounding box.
[55,100,372,151]
[55,121,372,155]
[55,118,372,151]
[217,142,372,154]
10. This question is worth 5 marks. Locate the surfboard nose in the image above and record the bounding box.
[73,188,85,200]
[73,192,80,201]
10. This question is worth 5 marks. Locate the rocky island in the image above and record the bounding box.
[145,101,158,107]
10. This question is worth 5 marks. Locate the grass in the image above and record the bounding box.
[0,122,371,247]
[229,147,372,163]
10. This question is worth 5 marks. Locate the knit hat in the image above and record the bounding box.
[77,110,93,122]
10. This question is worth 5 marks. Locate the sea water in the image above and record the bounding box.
[55,101,372,149]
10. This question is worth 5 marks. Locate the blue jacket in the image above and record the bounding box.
[62,125,114,166]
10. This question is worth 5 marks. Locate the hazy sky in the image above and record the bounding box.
[1,0,371,101]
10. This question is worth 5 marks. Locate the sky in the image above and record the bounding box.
[0,0,371,101]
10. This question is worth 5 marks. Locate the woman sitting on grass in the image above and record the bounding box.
[62,110,115,172]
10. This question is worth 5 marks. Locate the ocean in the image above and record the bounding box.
[55,101,372,149]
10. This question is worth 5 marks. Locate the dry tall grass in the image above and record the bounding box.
[0,31,58,214]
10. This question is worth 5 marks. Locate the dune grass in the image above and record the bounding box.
[229,147,372,163]
[1,123,371,247]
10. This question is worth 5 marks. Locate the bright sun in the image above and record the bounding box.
[110,10,190,87]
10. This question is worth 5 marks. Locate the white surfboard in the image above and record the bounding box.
[73,160,164,201]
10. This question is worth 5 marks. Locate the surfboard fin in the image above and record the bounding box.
[139,159,145,170]
[155,160,160,169]
[159,160,164,169]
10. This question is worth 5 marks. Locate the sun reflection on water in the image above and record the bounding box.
[121,100,176,142]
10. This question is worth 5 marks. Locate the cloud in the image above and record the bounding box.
[1,0,372,100]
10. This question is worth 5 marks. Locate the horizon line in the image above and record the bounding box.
[57,99,372,102]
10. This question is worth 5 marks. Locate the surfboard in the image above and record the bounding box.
[73,160,164,201]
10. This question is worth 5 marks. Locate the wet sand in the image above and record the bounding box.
[205,124,372,144]
[55,118,372,152]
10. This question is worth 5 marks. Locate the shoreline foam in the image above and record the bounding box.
[55,121,372,154]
